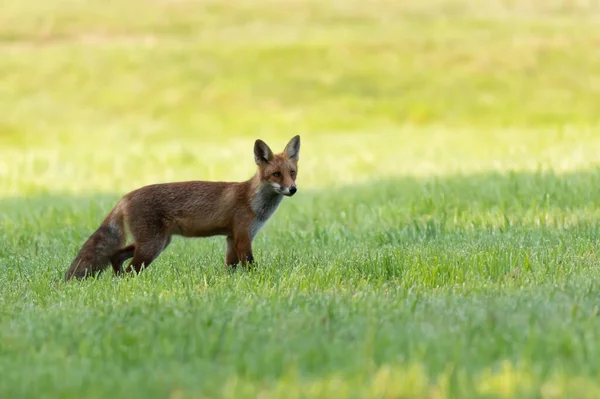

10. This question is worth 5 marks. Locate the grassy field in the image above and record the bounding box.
[2,0,600,397]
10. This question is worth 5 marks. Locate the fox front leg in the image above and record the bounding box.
[233,232,254,269]
[225,236,239,267]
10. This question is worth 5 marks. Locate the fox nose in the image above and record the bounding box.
[289,186,297,195]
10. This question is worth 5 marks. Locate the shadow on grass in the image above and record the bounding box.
[2,170,600,397]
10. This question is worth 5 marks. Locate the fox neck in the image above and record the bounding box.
[249,174,284,223]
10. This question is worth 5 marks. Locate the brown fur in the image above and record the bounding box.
[64,135,300,281]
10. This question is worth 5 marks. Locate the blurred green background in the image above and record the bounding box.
[2,0,599,196]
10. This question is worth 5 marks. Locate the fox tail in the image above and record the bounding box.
[65,201,126,281]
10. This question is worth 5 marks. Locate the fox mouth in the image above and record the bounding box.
[280,186,297,197]
[270,183,297,197]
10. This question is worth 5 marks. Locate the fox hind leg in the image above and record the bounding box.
[125,236,168,274]
[109,244,135,275]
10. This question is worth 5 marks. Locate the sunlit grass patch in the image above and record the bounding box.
[2,128,600,196]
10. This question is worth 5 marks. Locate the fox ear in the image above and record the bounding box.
[254,139,274,165]
[284,135,300,161]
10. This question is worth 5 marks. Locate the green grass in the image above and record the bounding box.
[2,0,600,397]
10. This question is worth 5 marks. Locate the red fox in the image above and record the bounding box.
[64,135,300,281]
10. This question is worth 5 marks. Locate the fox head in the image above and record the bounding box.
[254,135,300,197]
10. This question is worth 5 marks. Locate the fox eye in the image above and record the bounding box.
[290,170,296,176]
[272,171,281,178]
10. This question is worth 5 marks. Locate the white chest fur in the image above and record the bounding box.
[250,188,283,238]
